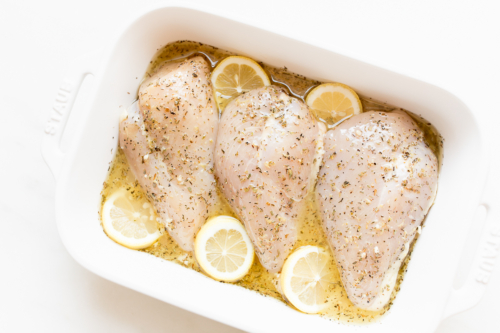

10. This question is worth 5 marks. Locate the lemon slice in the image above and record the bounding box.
[306,82,362,125]
[211,56,271,111]
[195,216,254,282]
[280,246,335,314]
[102,188,161,250]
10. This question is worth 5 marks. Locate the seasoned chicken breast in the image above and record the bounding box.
[119,56,218,252]
[215,86,325,273]
[316,110,438,310]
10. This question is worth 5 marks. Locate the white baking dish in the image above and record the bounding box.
[42,3,499,332]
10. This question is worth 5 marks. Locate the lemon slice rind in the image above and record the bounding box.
[306,82,362,125]
[195,215,254,282]
[102,188,161,250]
[280,245,334,314]
[211,56,270,111]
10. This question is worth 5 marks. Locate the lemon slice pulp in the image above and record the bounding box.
[101,188,161,250]
[280,246,335,314]
[195,216,254,282]
[306,82,362,125]
[211,56,270,111]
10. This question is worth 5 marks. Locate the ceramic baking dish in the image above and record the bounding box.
[42,3,499,332]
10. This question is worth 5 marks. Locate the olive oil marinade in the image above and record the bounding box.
[101,41,443,324]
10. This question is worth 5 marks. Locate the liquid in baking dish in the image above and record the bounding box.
[100,40,442,324]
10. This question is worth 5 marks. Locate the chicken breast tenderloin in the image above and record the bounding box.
[316,110,438,310]
[215,86,325,273]
[119,56,219,252]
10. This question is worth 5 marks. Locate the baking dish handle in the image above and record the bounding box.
[41,50,101,180]
[442,192,500,319]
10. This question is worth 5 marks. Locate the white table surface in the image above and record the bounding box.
[1,0,499,332]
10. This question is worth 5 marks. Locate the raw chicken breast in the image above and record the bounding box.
[215,86,325,273]
[119,56,219,252]
[316,110,438,310]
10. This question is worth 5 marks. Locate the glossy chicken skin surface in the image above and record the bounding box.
[119,56,218,252]
[215,86,324,273]
[316,110,438,310]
